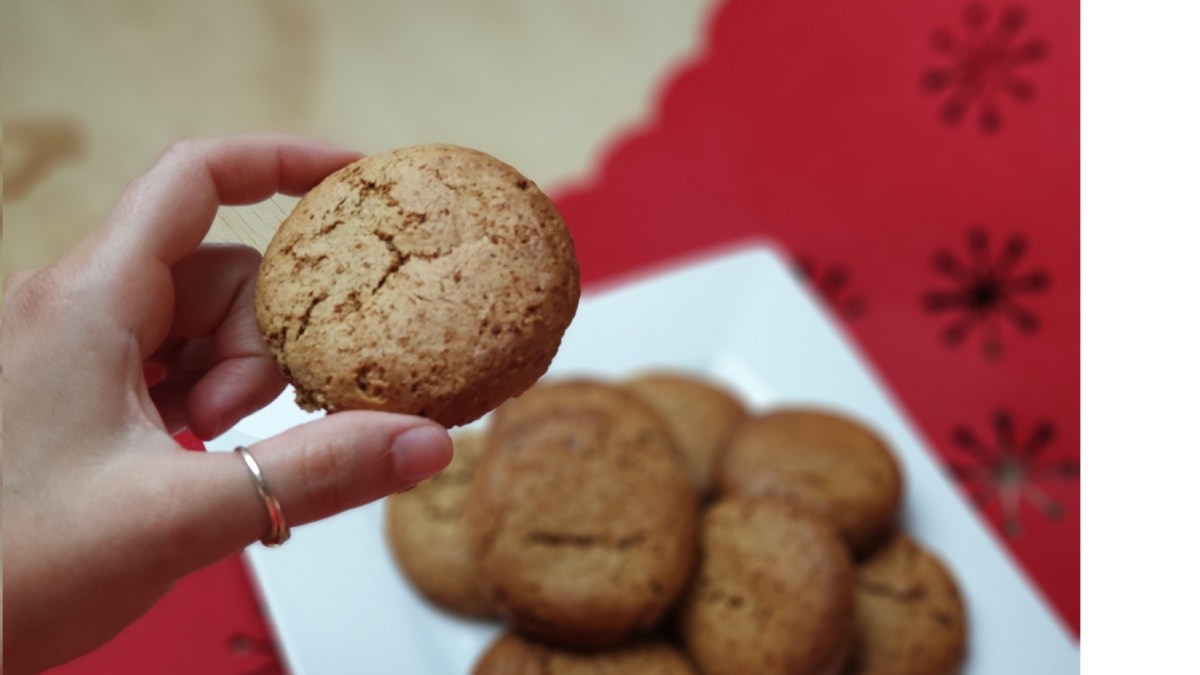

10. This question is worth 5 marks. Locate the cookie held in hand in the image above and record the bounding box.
[255,144,580,427]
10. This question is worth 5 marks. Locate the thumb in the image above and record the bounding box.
[162,411,452,570]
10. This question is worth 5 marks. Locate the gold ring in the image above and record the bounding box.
[235,446,290,547]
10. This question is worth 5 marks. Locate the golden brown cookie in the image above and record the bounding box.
[625,371,748,498]
[384,431,494,617]
[465,381,697,648]
[473,632,698,675]
[717,409,902,555]
[678,496,856,675]
[255,144,580,427]
[844,534,967,675]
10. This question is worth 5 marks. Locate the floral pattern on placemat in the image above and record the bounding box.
[553,0,1079,631]
[920,4,1049,134]
[947,409,1078,537]
[923,227,1051,360]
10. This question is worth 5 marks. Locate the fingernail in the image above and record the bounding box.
[212,408,245,440]
[391,424,452,482]
[212,414,231,439]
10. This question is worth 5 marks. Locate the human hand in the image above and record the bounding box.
[1,136,453,674]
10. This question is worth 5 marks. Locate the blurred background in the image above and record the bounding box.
[3,0,712,271]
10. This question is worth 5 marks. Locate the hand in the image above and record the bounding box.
[1,136,453,674]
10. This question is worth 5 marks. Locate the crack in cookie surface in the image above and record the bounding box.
[524,530,648,551]
[255,144,579,427]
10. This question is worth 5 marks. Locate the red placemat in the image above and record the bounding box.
[52,0,1077,671]
[553,0,1079,634]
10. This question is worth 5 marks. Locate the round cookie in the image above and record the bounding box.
[625,371,748,498]
[677,496,856,675]
[255,144,580,427]
[384,431,494,617]
[717,409,902,555]
[845,535,967,675]
[465,381,696,648]
[473,632,698,675]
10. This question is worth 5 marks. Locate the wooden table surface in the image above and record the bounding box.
[3,0,712,271]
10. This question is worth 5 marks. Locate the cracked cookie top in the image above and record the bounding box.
[464,381,696,649]
[254,144,580,427]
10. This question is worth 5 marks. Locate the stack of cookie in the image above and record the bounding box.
[385,373,968,675]
[251,144,966,674]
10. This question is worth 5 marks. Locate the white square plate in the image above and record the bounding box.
[213,241,1079,674]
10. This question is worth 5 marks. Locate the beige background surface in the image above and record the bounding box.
[2,0,713,273]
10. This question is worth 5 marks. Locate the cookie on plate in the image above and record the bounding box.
[717,409,902,555]
[625,371,748,498]
[677,495,856,675]
[384,431,494,617]
[473,632,697,675]
[465,381,696,648]
[255,144,580,427]
[844,534,967,675]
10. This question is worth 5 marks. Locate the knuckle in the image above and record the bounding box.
[297,437,356,515]
[225,243,264,270]
[163,137,201,159]
[4,265,68,324]
[291,430,395,520]
[300,436,350,477]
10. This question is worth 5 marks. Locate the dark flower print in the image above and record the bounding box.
[228,631,283,675]
[795,256,868,320]
[923,227,1049,360]
[921,3,1048,134]
[947,409,1077,538]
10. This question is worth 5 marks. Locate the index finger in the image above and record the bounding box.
[98,135,362,267]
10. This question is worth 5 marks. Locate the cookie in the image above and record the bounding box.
[845,534,967,675]
[384,431,494,617]
[473,632,698,675]
[677,496,856,675]
[717,409,902,555]
[625,371,748,498]
[465,381,696,648]
[255,144,580,427]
